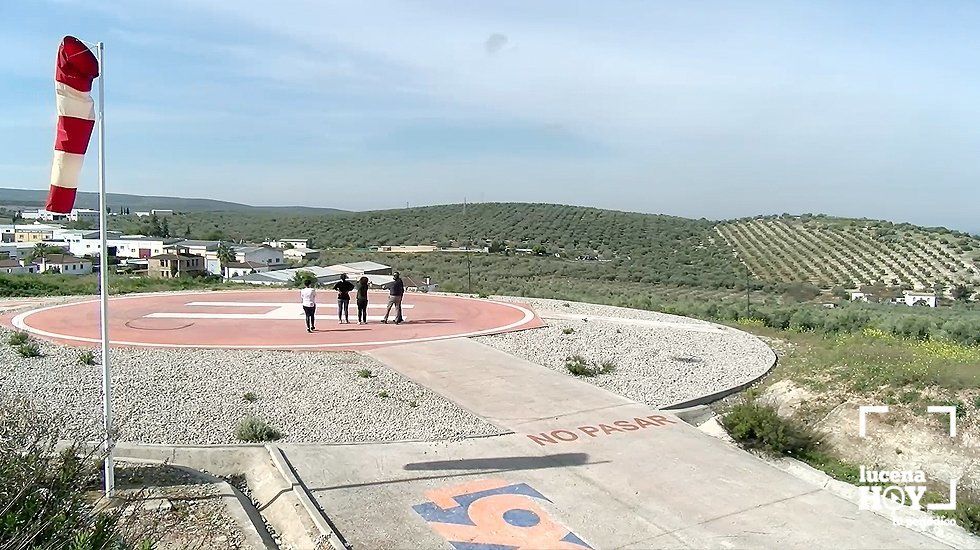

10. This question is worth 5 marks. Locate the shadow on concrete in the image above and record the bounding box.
[308,453,605,493]
[403,453,590,471]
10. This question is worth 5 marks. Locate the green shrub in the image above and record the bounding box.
[357,369,373,378]
[600,360,617,374]
[7,331,29,346]
[562,327,575,335]
[951,501,980,536]
[1,398,152,548]
[377,390,390,398]
[234,416,282,442]
[565,355,592,376]
[242,392,258,402]
[16,342,41,358]
[721,401,824,457]
[79,350,96,365]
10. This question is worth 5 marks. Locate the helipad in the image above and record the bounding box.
[8,291,544,350]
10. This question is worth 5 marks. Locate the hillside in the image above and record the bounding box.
[109,203,979,297]
[0,187,345,215]
[717,215,980,290]
[113,203,744,290]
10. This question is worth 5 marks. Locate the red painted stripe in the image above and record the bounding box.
[54,116,95,154]
[45,185,77,214]
[55,36,99,93]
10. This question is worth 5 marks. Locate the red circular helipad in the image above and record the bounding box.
[10,291,543,350]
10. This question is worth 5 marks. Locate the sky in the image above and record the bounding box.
[2,1,978,232]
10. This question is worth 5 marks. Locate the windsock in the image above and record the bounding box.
[46,36,99,214]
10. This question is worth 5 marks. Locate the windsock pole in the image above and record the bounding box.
[95,41,114,498]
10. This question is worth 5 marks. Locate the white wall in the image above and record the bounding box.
[238,247,284,266]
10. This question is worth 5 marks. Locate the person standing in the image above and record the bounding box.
[355,276,370,324]
[382,271,405,324]
[300,280,317,333]
[334,273,355,324]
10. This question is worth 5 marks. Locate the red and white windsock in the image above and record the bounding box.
[46,36,99,214]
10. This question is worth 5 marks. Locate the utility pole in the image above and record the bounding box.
[464,198,472,293]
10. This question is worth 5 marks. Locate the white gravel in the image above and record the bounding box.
[477,296,776,408]
[0,327,501,445]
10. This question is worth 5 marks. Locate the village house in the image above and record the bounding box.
[0,258,29,274]
[14,224,60,243]
[264,238,311,249]
[894,291,939,308]
[283,246,320,263]
[148,248,206,279]
[33,254,92,275]
[235,245,284,267]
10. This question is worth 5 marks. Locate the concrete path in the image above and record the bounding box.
[281,339,949,549]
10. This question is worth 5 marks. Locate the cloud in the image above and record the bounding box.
[484,33,507,55]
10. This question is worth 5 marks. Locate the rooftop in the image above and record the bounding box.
[225,261,267,269]
[150,253,203,261]
[326,261,391,273]
[230,266,343,284]
[36,254,86,264]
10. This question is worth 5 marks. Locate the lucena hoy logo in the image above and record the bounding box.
[857,405,958,516]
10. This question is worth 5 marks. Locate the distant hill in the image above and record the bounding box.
[717,215,980,289]
[143,204,980,293]
[0,187,345,215]
[119,202,744,290]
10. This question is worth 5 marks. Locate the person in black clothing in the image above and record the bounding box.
[382,271,405,324]
[355,276,370,324]
[333,273,355,324]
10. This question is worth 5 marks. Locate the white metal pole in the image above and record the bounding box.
[96,41,114,498]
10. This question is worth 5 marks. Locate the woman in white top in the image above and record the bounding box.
[300,280,317,332]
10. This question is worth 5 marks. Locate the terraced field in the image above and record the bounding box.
[716,216,980,291]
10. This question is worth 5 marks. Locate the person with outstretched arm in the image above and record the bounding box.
[382,271,405,324]
[333,273,355,324]
[300,280,316,333]
[356,276,370,324]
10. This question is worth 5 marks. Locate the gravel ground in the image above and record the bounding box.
[477,296,776,408]
[116,463,249,549]
[0,327,501,445]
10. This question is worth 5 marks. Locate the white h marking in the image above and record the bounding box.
[145,301,412,321]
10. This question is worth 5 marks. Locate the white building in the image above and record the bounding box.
[283,246,320,262]
[0,225,15,243]
[134,209,174,218]
[69,209,100,223]
[235,245,284,267]
[20,209,99,224]
[110,236,182,259]
[895,291,939,308]
[264,238,311,249]
[34,254,92,275]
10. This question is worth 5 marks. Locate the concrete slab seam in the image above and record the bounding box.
[265,445,350,550]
